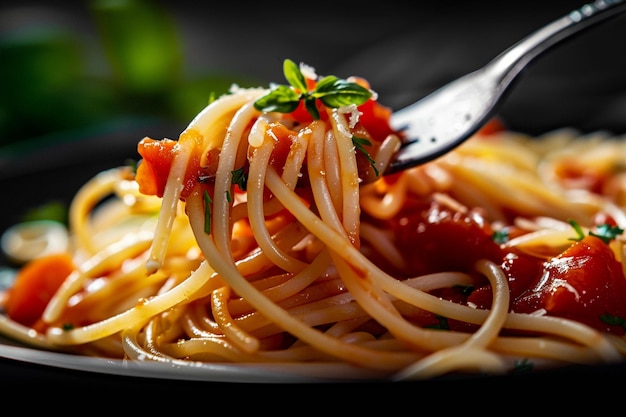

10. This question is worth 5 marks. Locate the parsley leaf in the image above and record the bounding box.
[492,228,510,244]
[456,284,474,296]
[568,219,586,241]
[600,313,626,329]
[590,223,624,244]
[512,358,534,374]
[231,167,247,191]
[352,136,379,177]
[203,190,212,234]
[568,219,623,243]
[423,315,450,330]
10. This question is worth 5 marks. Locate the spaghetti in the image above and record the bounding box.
[1,59,626,381]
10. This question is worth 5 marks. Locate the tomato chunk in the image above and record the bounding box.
[357,98,396,143]
[136,132,212,200]
[4,253,74,327]
[136,137,177,198]
[513,235,626,335]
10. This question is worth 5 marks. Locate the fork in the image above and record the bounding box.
[385,0,626,175]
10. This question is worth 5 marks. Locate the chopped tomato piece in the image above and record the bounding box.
[4,253,74,327]
[368,197,626,336]
[136,137,177,197]
[393,200,503,277]
[266,122,298,175]
[357,99,396,143]
[513,235,626,335]
[136,131,213,200]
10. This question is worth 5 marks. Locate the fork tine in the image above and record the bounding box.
[383,0,626,176]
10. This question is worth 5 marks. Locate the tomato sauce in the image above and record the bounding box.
[365,197,626,336]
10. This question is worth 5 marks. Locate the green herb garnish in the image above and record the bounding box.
[492,228,510,244]
[590,223,624,244]
[424,315,450,330]
[254,59,373,120]
[512,358,534,374]
[231,167,247,191]
[352,136,379,177]
[203,190,213,234]
[456,284,474,296]
[568,219,586,241]
[568,219,623,243]
[600,312,626,330]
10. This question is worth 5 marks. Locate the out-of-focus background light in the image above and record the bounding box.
[0,0,624,155]
[0,0,263,149]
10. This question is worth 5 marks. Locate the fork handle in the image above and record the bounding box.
[489,0,626,81]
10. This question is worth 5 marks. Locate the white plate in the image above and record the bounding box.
[0,333,393,383]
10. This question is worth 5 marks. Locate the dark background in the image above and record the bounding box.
[1,0,625,140]
[0,0,625,389]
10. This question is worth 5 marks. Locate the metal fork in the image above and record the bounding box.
[385,0,626,175]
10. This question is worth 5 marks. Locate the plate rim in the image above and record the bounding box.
[0,333,394,383]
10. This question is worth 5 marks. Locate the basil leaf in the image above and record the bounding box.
[304,97,320,120]
[312,75,339,91]
[315,78,372,108]
[254,85,300,113]
[253,59,373,116]
[283,59,308,92]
